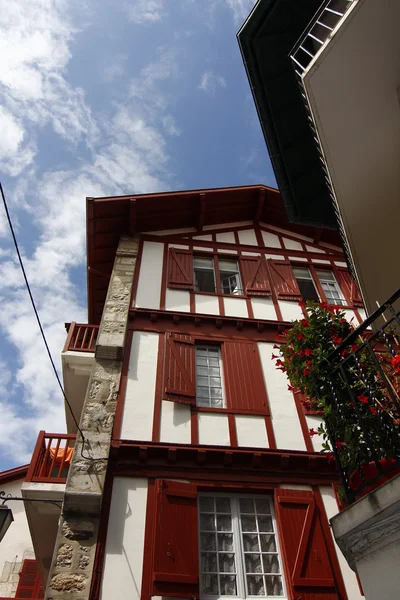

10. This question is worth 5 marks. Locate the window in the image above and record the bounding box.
[195,257,217,293]
[193,256,243,295]
[294,267,346,305]
[315,270,346,306]
[199,494,285,599]
[196,346,225,408]
[293,267,319,303]
[219,259,243,295]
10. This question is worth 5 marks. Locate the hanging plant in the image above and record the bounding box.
[274,301,400,493]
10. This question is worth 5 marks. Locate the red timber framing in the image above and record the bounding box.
[86,185,345,324]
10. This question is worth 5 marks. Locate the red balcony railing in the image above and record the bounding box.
[64,322,99,353]
[26,432,76,483]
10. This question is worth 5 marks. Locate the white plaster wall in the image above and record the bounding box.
[282,237,302,251]
[223,297,248,318]
[100,477,148,600]
[278,301,303,322]
[195,294,220,315]
[198,413,230,446]
[358,308,367,321]
[216,232,235,244]
[193,246,213,252]
[289,256,308,262]
[306,244,325,254]
[265,254,285,260]
[0,478,33,596]
[204,221,252,231]
[238,229,258,246]
[165,289,190,312]
[305,415,324,452]
[258,343,306,451]
[261,224,312,243]
[193,234,212,241]
[312,259,331,265]
[344,309,357,325]
[235,415,268,448]
[334,261,347,268]
[320,486,364,600]
[261,231,281,248]
[159,401,191,444]
[280,484,312,490]
[135,241,163,310]
[251,298,277,321]
[120,332,158,441]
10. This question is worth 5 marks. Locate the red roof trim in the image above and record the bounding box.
[0,464,29,484]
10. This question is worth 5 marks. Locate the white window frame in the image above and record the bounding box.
[198,493,287,600]
[219,259,243,296]
[195,345,226,409]
[194,256,217,293]
[315,270,346,306]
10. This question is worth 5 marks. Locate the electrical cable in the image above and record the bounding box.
[0,182,107,462]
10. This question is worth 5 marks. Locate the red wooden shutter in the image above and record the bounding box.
[153,479,199,598]
[222,341,270,415]
[268,260,302,301]
[275,489,340,600]
[164,333,196,404]
[336,269,363,307]
[240,256,271,296]
[167,248,194,289]
[16,560,44,599]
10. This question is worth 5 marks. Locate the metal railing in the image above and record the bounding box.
[318,289,400,503]
[26,431,76,483]
[64,322,99,352]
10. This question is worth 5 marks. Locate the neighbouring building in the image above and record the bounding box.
[238,1,400,598]
[0,184,366,600]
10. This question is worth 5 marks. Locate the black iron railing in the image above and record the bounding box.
[318,289,400,504]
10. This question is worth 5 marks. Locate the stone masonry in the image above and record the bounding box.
[45,236,139,600]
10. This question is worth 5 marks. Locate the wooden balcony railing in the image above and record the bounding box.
[26,431,76,484]
[64,322,99,353]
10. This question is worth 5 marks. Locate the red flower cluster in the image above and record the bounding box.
[357,394,369,404]
[309,428,318,437]
[392,354,400,372]
[332,335,343,345]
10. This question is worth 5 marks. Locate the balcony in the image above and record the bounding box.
[21,432,76,588]
[62,322,98,432]
[318,289,400,504]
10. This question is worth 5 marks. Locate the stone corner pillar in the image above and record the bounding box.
[45,235,139,600]
[330,473,400,600]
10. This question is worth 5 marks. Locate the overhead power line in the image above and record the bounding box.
[0,182,107,462]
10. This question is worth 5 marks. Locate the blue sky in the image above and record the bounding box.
[0,0,276,470]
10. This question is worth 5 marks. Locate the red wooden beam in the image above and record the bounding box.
[197,193,207,232]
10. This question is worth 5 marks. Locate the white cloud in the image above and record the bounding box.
[198,70,226,96]
[0,0,97,176]
[126,0,164,24]
[0,30,181,465]
[102,55,127,82]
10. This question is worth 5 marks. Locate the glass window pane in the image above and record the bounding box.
[200,514,216,531]
[262,554,280,574]
[315,269,335,281]
[219,575,237,595]
[265,576,283,596]
[199,497,214,512]
[247,575,265,596]
[201,574,218,595]
[219,554,236,573]
[217,514,232,531]
[201,532,216,551]
[241,514,257,532]
[219,260,239,272]
[218,533,233,551]
[257,515,273,532]
[293,267,311,279]
[260,534,277,553]
[216,497,231,513]
[245,554,262,574]
[197,366,209,376]
[201,553,218,573]
[255,498,271,515]
[242,534,259,552]
[194,257,214,269]
[239,498,254,514]
[197,387,210,398]
[196,346,224,409]
[195,269,216,293]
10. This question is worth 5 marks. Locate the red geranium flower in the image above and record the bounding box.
[350,344,358,352]
[271,354,278,360]
[335,440,346,450]
[304,348,313,356]
[301,319,309,327]
[340,318,347,325]
[306,360,313,366]
[332,336,343,345]
[303,367,311,376]
[357,394,369,404]
[341,350,348,358]
[287,385,295,392]
[309,428,318,437]
[273,344,280,350]
[297,333,305,341]
[392,354,400,369]
[299,300,306,308]
[327,453,335,464]
[369,406,377,415]
[275,359,283,367]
